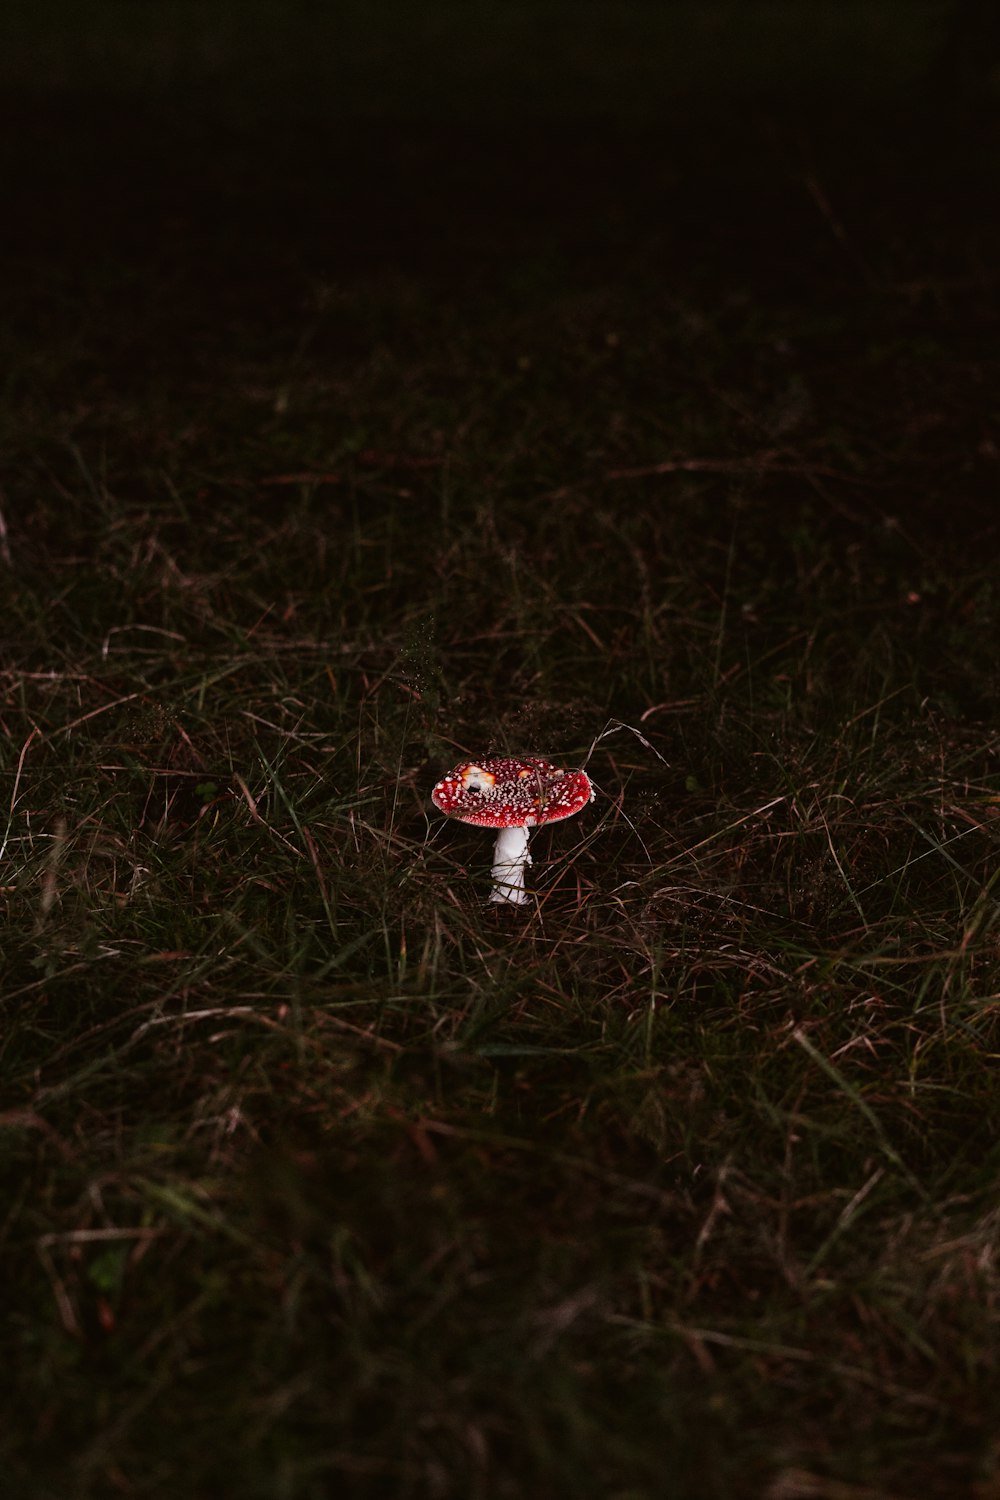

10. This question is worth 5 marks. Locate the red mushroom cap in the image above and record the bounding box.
[431,756,593,829]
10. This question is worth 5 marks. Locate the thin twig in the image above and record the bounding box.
[0,495,11,567]
[1,728,39,863]
[606,452,852,482]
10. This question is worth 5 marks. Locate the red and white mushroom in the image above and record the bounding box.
[431,756,593,904]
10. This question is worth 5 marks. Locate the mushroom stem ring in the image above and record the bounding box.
[431,757,593,906]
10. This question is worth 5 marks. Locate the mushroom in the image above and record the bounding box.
[431,756,593,905]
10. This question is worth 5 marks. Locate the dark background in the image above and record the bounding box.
[3,0,991,114]
[4,1,997,302]
[5,0,998,555]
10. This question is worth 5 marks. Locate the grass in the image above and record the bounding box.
[3,56,1000,1500]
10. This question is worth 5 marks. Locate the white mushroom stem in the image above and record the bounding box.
[489,824,532,905]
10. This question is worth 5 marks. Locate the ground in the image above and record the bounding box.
[2,7,1000,1496]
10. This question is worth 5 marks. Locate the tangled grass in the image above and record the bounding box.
[2,81,1000,1499]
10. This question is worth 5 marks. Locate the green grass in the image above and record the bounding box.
[3,78,1000,1499]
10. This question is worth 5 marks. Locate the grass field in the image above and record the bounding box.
[3,16,1000,1495]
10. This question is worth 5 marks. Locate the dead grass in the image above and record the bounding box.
[2,77,1000,1500]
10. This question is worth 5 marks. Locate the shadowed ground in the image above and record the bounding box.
[2,6,1000,1497]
